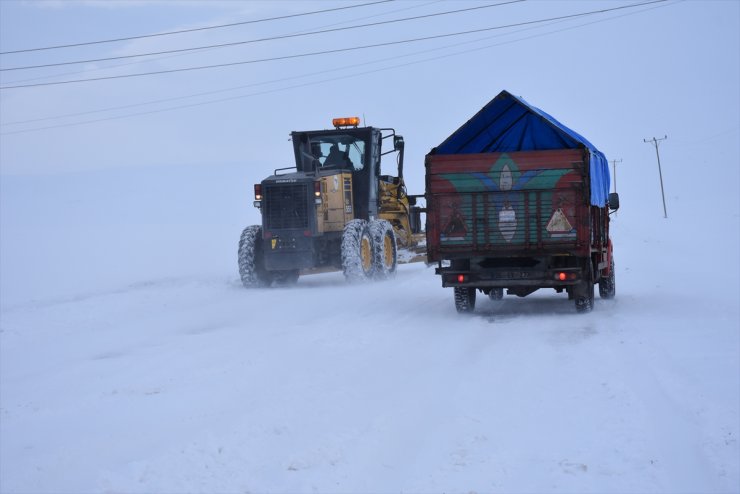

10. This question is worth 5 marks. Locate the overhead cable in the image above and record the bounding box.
[0,0,668,91]
[3,0,444,85]
[0,0,394,55]
[0,0,679,135]
[1,2,522,72]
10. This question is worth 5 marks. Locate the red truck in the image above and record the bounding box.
[426,91,619,313]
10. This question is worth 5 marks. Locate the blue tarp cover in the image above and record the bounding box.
[431,90,610,207]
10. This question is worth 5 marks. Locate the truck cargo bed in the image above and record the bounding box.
[426,149,591,262]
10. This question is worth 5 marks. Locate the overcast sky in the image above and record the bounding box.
[1,0,738,200]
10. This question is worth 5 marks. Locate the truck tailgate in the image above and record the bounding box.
[426,149,590,261]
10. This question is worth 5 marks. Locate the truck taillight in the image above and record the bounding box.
[314,181,322,204]
[457,274,466,283]
[555,272,577,281]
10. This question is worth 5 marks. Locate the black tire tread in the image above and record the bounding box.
[369,219,397,279]
[238,225,273,288]
[598,259,616,299]
[341,219,373,281]
[454,287,476,313]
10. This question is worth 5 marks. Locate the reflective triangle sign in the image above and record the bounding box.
[546,208,573,233]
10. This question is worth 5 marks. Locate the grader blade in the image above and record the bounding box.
[397,234,427,264]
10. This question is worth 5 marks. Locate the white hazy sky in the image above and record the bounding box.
[1,0,738,197]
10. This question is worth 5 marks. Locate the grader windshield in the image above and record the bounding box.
[295,134,366,172]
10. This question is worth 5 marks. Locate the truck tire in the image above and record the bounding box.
[454,287,476,313]
[238,225,273,288]
[598,259,616,299]
[369,219,397,279]
[574,263,595,313]
[341,219,374,281]
[488,288,504,301]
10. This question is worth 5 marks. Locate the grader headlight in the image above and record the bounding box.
[314,181,322,204]
[253,184,262,208]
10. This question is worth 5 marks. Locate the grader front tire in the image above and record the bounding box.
[369,219,397,279]
[341,219,375,281]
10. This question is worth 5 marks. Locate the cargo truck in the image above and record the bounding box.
[425,91,619,313]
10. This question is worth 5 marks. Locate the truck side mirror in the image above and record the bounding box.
[608,192,620,211]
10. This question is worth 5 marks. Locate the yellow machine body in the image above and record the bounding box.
[378,178,419,249]
[316,172,354,234]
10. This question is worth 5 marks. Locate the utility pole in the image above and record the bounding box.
[610,158,622,193]
[643,135,668,218]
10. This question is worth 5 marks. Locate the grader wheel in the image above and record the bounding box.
[341,219,374,281]
[369,219,398,278]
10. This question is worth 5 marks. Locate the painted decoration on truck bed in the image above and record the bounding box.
[434,153,579,247]
[498,203,517,242]
[499,164,513,191]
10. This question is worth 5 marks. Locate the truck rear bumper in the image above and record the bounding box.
[436,266,583,288]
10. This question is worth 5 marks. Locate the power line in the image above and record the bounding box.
[1,5,540,128]
[0,0,678,135]
[0,0,668,91]
[2,0,444,86]
[0,0,394,55]
[3,0,672,128]
[1,2,522,72]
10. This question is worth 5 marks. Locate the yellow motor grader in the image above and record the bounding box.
[238,117,425,287]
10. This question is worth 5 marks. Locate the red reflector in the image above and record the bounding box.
[264,231,272,238]
[304,230,312,237]
[457,274,465,283]
[569,273,577,280]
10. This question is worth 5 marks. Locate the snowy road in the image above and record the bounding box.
[2,263,738,492]
[1,165,738,493]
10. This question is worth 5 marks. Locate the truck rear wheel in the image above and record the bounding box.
[488,288,504,301]
[598,259,616,299]
[369,219,397,278]
[574,264,595,313]
[341,219,374,281]
[238,225,273,288]
[454,287,476,313]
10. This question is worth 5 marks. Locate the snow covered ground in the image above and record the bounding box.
[1,161,738,493]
